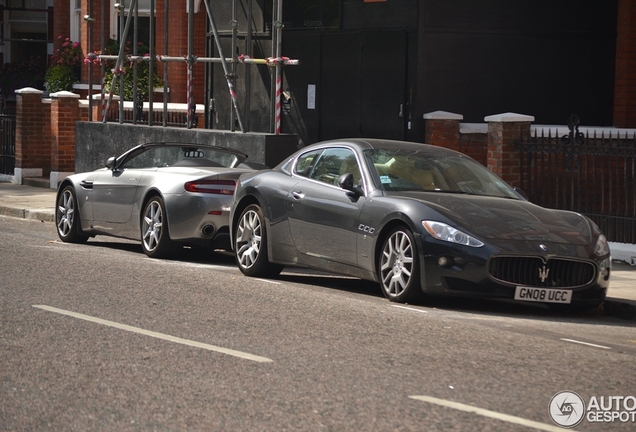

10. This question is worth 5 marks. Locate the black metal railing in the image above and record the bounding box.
[0,104,16,176]
[105,105,198,128]
[517,115,636,244]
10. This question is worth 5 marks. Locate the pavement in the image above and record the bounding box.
[1,180,635,321]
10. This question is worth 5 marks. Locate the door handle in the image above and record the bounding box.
[291,191,305,200]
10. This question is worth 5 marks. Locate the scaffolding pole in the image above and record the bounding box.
[102,0,138,123]
[89,0,298,133]
[203,0,245,133]
[274,0,283,135]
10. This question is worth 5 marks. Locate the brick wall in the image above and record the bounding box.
[80,0,108,84]
[52,0,71,57]
[424,111,533,188]
[614,0,636,128]
[155,1,207,104]
[458,132,487,166]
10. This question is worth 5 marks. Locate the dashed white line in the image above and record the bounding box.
[392,305,429,314]
[560,338,611,350]
[409,395,574,432]
[255,278,282,285]
[32,305,273,363]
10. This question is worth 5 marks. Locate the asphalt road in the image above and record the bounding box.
[1,216,635,431]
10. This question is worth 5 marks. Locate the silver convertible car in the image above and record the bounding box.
[230,138,611,308]
[56,142,261,258]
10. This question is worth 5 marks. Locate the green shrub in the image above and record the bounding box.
[44,65,79,93]
[44,36,83,93]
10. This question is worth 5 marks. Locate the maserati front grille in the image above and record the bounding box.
[488,256,596,288]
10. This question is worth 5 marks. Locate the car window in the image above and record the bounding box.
[294,149,323,178]
[365,148,518,198]
[309,148,362,187]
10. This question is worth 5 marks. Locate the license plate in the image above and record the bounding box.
[514,287,572,304]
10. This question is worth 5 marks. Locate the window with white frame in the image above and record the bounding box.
[110,0,154,43]
[70,0,82,43]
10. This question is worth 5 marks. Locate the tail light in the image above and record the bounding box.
[184,179,236,195]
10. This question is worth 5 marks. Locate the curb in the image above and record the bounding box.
[603,298,636,322]
[0,206,55,222]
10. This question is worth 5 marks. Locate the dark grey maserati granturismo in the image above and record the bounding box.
[229,138,611,308]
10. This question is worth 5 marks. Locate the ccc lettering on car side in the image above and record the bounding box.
[358,224,375,234]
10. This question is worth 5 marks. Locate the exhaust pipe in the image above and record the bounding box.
[202,225,215,236]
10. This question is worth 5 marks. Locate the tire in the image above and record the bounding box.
[234,204,283,277]
[141,196,176,258]
[379,226,422,303]
[56,185,89,243]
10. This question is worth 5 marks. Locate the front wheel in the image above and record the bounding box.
[56,185,89,243]
[234,204,283,277]
[379,227,422,303]
[141,196,176,258]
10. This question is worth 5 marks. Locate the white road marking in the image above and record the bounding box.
[409,395,574,432]
[147,259,237,271]
[392,305,429,314]
[255,278,282,285]
[560,338,611,350]
[32,305,273,363]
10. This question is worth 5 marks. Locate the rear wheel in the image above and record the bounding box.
[234,204,283,277]
[56,185,89,243]
[379,227,422,303]
[141,196,176,258]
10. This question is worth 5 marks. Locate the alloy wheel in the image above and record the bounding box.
[236,208,262,269]
[142,200,163,253]
[380,230,414,298]
[57,188,75,238]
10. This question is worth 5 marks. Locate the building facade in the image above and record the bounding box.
[1,1,634,145]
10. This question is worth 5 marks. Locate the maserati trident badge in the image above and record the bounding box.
[538,265,550,283]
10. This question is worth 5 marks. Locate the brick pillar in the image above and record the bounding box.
[485,113,534,188]
[15,88,48,184]
[50,91,81,188]
[423,111,462,150]
[614,0,636,128]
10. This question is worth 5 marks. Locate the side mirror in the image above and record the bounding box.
[105,157,117,170]
[513,187,528,201]
[338,173,364,196]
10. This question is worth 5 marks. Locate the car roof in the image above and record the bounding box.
[304,138,462,156]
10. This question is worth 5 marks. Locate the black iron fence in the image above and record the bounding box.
[517,115,636,244]
[105,104,198,128]
[0,103,16,176]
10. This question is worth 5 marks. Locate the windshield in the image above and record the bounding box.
[120,145,243,169]
[364,148,519,199]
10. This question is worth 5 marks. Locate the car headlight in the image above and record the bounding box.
[422,221,484,247]
[594,234,610,256]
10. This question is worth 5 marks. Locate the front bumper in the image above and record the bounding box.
[417,234,610,306]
